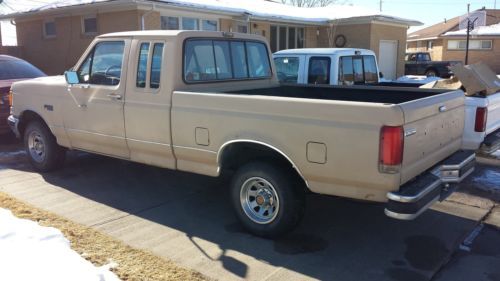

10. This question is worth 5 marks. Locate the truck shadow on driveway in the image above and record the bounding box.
[2,149,499,281]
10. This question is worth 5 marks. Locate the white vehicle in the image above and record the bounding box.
[463,94,500,153]
[273,48,500,154]
[273,48,381,86]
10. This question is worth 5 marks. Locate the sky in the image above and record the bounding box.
[348,0,497,32]
[0,0,498,45]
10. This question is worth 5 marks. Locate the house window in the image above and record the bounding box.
[270,25,306,52]
[82,16,97,35]
[237,24,248,33]
[43,20,56,38]
[427,40,433,50]
[447,40,493,50]
[182,17,199,30]
[161,16,179,30]
[161,16,217,31]
[202,20,218,31]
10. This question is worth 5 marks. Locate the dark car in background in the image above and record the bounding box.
[404,52,461,78]
[0,55,46,135]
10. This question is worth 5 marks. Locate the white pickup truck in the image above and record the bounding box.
[8,31,475,237]
[273,48,500,154]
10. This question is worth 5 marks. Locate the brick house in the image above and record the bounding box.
[407,9,500,73]
[0,0,421,79]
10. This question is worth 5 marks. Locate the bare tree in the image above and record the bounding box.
[281,0,342,7]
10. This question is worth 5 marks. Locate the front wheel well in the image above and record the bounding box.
[17,110,46,141]
[218,142,308,189]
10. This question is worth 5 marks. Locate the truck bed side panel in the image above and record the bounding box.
[171,91,404,202]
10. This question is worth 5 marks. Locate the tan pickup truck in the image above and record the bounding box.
[8,31,475,237]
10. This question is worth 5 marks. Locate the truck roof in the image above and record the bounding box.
[273,48,376,56]
[97,30,265,41]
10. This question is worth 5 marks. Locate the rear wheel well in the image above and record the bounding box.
[219,142,307,189]
[18,111,45,141]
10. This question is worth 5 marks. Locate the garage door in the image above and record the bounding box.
[378,40,398,80]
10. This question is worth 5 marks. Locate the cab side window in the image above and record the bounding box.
[308,57,330,85]
[150,43,164,89]
[77,41,125,86]
[136,43,150,88]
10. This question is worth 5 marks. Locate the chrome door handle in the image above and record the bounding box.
[107,93,122,100]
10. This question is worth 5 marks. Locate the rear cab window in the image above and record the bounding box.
[184,39,272,83]
[338,55,378,85]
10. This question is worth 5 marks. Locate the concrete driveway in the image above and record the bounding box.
[1,137,499,281]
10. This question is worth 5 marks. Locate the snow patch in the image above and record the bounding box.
[0,208,121,281]
[0,0,419,25]
[444,23,500,36]
[395,75,442,84]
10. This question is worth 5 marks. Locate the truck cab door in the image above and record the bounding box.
[123,40,175,169]
[62,40,130,158]
[405,53,417,75]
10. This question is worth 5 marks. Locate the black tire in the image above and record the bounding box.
[230,161,305,238]
[23,120,65,172]
[425,69,438,77]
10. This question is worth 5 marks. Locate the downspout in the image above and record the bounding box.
[141,3,155,30]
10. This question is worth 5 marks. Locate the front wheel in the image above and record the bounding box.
[24,120,65,172]
[230,162,305,238]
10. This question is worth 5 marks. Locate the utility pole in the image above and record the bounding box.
[380,0,383,12]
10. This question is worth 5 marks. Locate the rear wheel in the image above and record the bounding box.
[24,120,65,172]
[425,69,438,77]
[230,162,305,238]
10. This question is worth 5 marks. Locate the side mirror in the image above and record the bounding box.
[379,72,384,79]
[64,71,79,85]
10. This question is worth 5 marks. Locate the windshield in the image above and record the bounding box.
[0,60,46,80]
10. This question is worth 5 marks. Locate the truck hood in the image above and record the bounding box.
[11,75,67,91]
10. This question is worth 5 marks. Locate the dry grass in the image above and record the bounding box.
[0,192,207,281]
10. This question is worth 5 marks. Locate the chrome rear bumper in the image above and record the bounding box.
[385,150,475,220]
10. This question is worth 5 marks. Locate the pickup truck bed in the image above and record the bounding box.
[228,85,448,103]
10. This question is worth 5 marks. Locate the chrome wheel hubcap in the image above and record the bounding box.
[28,131,46,163]
[240,177,280,224]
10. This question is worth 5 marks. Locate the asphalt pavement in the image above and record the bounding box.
[0,134,499,281]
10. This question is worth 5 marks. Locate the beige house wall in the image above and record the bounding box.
[407,39,443,61]
[331,24,371,49]
[369,23,407,78]
[16,10,140,75]
[442,37,500,73]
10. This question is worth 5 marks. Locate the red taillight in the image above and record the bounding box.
[379,125,404,173]
[474,107,487,133]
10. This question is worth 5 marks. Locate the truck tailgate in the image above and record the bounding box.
[486,92,500,135]
[399,90,465,184]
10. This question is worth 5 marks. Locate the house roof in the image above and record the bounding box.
[443,23,500,37]
[408,9,500,41]
[0,0,423,26]
[407,16,460,41]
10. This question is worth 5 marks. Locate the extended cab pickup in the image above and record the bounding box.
[8,31,475,237]
[405,52,461,78]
